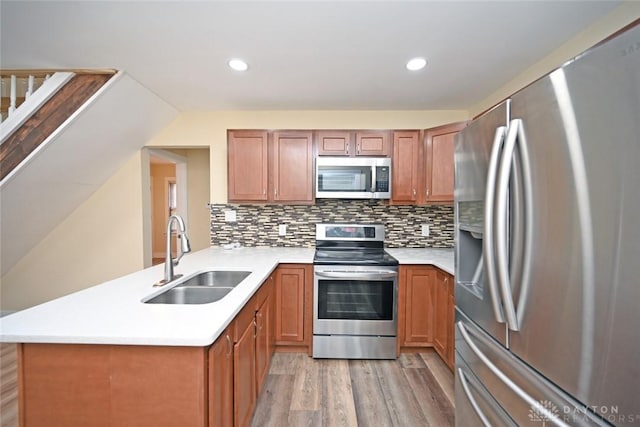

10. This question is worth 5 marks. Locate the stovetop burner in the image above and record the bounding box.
[313,223,398,266]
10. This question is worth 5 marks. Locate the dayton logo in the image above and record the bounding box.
[529,400,561,425]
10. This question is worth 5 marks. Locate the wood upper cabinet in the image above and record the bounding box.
[209,326,234,427]
[398,265,435,349]
[424,122,466,203]
[272,131,314,203]
[228,130,268,202]
[355,131,390,156]
[274,264,312,352]
[316,131,352,156]
[316,130,390,156]
[392,130,421,204]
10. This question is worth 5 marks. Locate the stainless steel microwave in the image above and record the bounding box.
[316,157,391,199]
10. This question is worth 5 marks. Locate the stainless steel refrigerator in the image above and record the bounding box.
[454,23,640,427]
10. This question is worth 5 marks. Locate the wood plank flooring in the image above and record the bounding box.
[251,350,454,427]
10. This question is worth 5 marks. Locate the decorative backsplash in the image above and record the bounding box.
[210,200,454,248]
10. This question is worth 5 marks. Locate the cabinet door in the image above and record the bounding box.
[392,131,420,203]
[275,266,306,344]
[234,321,256,427]
[316,131,352,156]
[400,266,435,346]
[447,287,455,370]
[255,293,271,395]
[355,131,390,156]
[433,270,449,360]
[228,130,268,202]
[272,131,314,202]
[424,122,466,203]
[209,327,234,427]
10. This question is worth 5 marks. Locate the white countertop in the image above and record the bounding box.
[0,246,453,346]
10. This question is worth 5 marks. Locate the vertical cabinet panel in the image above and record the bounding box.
[424,122,466,203]
[255,277,274,395]
[272,131,314,202]
[209,327,234,427]
[433,270,449,359]
[275,266,306,344]
[400,266,435,346]
[392,130,420,203]
[228,130,268,202]
[234,319,256,427]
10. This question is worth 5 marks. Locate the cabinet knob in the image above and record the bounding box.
[412,188,416,198]
[274,189,278,198]
[263,189,266,195]
[426,189,430,197]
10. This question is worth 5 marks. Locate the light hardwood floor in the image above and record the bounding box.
[251,350,454,427]
[0,345,454,427]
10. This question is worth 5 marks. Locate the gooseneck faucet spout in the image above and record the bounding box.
[154,214,191,286]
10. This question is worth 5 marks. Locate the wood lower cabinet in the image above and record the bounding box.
[255,275,274,395]
[274,264,312,353]
[398,265,455,371]
[398,265,435,351]
[424,122,466,203]
[209,327,234,427]
[234,308,256,427]
[20,344,208,427]
[433,269,450,360]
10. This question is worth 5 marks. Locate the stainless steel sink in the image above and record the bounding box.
[143,270,252,304]
[145,286,234,304]
[176,270,251,288]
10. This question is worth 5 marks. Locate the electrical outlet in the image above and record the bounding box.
[421,224,430,237]
[278,224,287,236]
[224,210,236,222]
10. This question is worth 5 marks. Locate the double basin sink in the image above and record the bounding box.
[144,270,252,304]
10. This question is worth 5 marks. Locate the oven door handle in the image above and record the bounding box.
[314,270,398,280]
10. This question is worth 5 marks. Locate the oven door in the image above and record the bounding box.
[313,265,398,336]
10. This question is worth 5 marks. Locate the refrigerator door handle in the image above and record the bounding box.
[483,125,507,324]
[457,321,571,427]
[457,368,493,427]
[495,119,520,331]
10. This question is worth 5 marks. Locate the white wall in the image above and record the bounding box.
[0,152,146,311]
[470,2,640,117]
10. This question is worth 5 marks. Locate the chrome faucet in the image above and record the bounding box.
[154,214,191,286]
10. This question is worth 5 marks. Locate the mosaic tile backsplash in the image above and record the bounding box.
[210,200,453,248]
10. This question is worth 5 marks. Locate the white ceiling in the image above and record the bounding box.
[0,1,622,111]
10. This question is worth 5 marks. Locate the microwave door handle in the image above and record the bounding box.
[371,165,377,193]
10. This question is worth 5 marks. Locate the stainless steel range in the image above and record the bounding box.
[312,224,399,359]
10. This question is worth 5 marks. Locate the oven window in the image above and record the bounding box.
[317,280,394,320]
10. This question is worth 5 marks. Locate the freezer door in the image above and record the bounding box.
[455,100,509,346]
[506,24,640,423]
[456,310,609,427]
[456,352,517,427]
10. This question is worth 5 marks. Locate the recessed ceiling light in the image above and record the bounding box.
[406,57,427,71]
[228,58,249,72]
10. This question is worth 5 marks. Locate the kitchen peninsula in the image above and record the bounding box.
[0,246,453,426]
